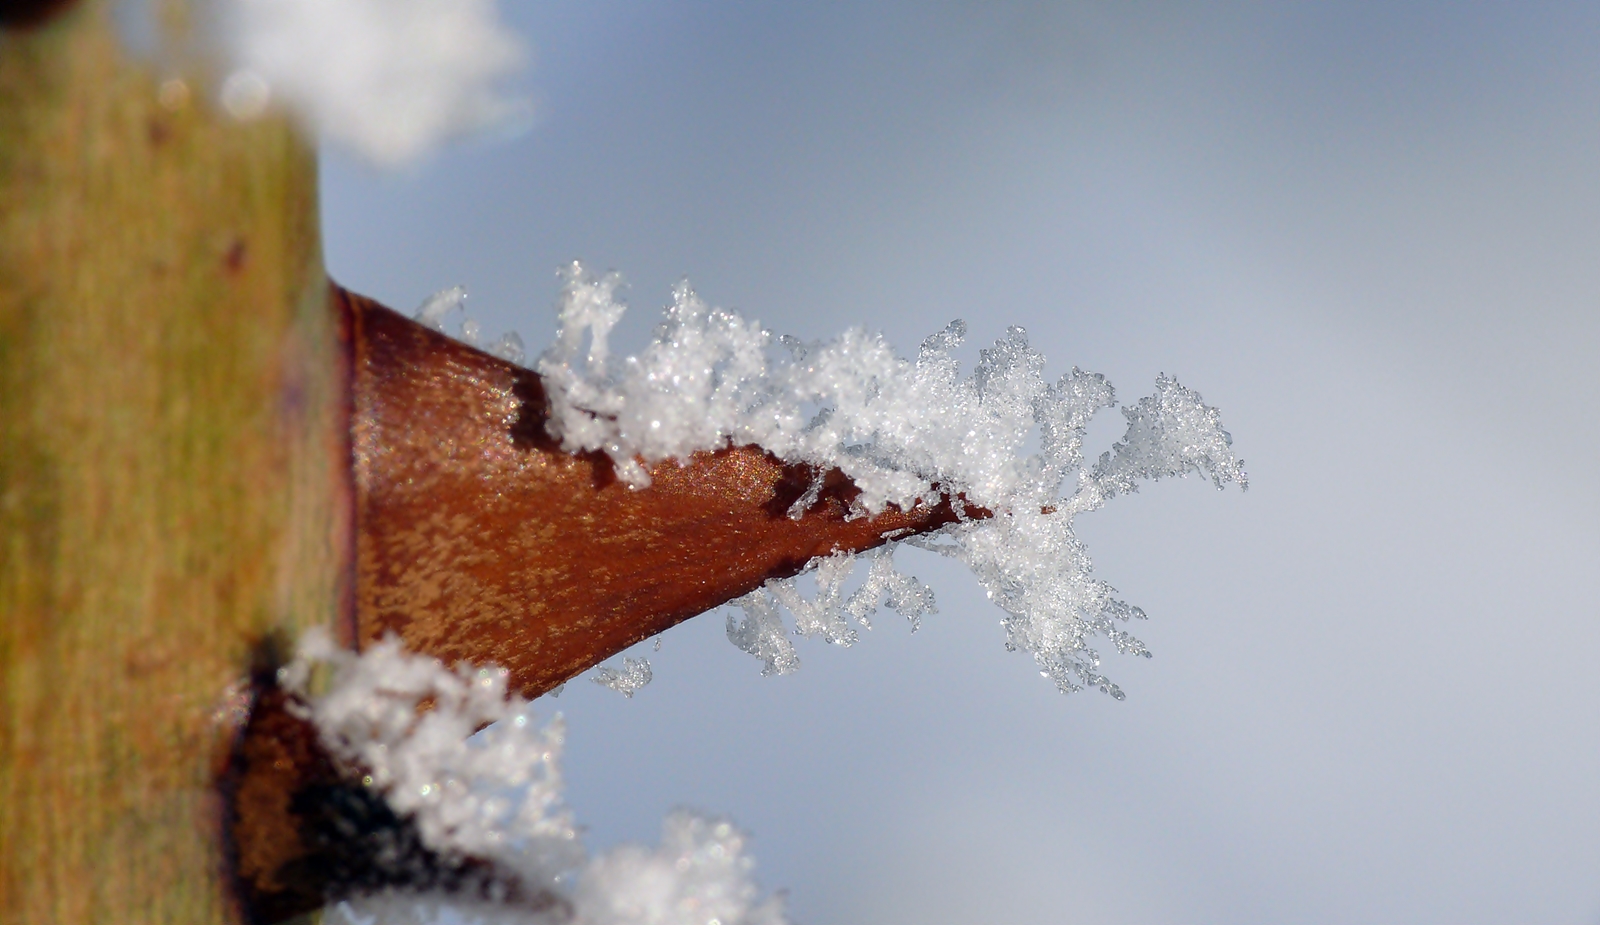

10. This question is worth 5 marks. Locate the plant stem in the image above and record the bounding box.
[0,4,345,922]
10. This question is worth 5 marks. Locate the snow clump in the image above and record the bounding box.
[283,628,581,888]
[287,629,789,925]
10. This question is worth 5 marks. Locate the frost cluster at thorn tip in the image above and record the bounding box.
[432,263,1248,699]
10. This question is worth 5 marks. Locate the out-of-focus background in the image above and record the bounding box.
[321,4,1600,923]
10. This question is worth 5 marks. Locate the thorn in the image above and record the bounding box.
[337,284,988,698]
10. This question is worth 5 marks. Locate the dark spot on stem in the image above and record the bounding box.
[224,237,248,275]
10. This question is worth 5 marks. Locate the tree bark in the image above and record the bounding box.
[0,3,345,923]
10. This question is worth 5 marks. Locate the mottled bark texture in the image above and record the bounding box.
[0,4,345,923]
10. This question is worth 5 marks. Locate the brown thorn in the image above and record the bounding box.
[338,283,989,698]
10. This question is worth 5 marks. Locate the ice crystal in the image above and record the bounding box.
[725,548,937,674]
[415,287,528,366]
[846,547,939,632]
[590,657,652,698]
[405,261,1244,695]
[521,264,1246,695]
[414,285,468,332]
[725,591,800,678]
[283,629,581,887]
[290,632,789,925]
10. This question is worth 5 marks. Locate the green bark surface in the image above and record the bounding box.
[0,4,346,922]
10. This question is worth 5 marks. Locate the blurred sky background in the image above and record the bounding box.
[320,4,1600,923]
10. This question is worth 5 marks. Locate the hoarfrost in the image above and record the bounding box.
[848,547,938,632]
[771,553,858,647]
[1091,374,1249,498]
[528,264,1246,695]
[415,285,467,332]
[408,264,1243,695]
[590,657,652,698]
[736,548,936,654]
[725,592,799,678]
[332,809,787,925]
[415,287,528,365]
[284,629,581,887]
[291,631,789,925]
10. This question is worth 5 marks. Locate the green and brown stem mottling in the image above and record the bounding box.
[0,3,345,923]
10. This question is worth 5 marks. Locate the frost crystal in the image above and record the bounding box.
[528,264,1246,696]
[284,629,581,887]
[415,287,529,366]
[1090,375,1249,498]
[415,285,468,332]
[590,657,653,698]
[726,591,800,677]
[411,265,1244,696]
[290,632,789,924]
[215,0,526,165]
[846,547,938,632]
[728,548,937,666]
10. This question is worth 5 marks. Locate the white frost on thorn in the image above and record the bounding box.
[1091,374,1249,498]
[415,285,528,365]
[590,657,652,698]
[533,263,1247,696]
[725,590,800,678]
[216,0,526,165]
[414,284,468,332]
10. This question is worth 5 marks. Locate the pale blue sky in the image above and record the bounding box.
[322,4,1600,922]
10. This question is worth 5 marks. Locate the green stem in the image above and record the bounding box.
[0,4,346,922]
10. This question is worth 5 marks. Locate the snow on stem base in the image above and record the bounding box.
[282,630,788,925]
